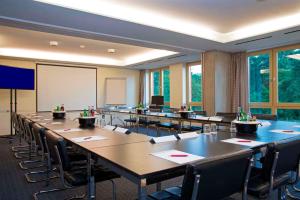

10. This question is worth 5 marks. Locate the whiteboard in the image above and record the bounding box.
[37,64,97,111]
[105,78,127,105]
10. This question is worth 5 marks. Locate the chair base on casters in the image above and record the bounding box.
[19,159,45,170]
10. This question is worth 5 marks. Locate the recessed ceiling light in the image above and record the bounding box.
[79,45,85,48]
[49,41,58,46]
[107,48,116,53]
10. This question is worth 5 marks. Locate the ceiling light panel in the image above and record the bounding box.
[35,0,300,43]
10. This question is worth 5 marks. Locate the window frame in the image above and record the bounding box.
[149,66,170,106]
[247,43,300,117]
[186,61,203,109]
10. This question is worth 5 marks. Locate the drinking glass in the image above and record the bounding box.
[210,123,217,134]
[230,122,237,132]
[203,124,211,134]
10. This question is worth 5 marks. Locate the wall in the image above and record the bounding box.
[169,63,186,108]
[0,57,140,135]
[97,67,140,107]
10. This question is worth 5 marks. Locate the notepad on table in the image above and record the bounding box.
[178,132,199,140]
[71,135,106,143]
[150,135,178,144]
[151,149,205,164]
[114,127,129,134]
[194,116,210,120]
[209,116,223,122]
[222,138,266,147]
[103,125,116,131]
[54,128,83,133]
[270,129,300,135]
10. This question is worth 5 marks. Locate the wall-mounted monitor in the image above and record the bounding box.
[151,96,164,105]
[0,65,35,90]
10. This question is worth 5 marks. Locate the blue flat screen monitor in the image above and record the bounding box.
[151,96,164,106]
[0,65,35,90]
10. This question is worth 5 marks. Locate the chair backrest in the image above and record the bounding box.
[17,114,25,135]
[261,139,300,181]
[194,111,207,116]
[44,130,71,171]
[253,114,277,121]
[24,118,34,142]
[32,123,46,152]
[181,150,253,200]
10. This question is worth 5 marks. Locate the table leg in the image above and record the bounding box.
[110,114,113,126]
[156,182,162,191]
[87,152,95,200]
[136,115,139,133]
[137,179,147,200]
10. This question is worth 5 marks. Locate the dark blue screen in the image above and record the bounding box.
[0,65,35,90]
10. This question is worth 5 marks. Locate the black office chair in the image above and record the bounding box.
[247,138,300,199]
[25,123,59,183]
[253,114,277,121]
[156,108,179,136]
[173,110,207,133]
[149,149,253,200]
[34,130,120,200]
[124,115,137,128]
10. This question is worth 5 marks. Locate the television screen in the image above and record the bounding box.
[151,96,164,105]
[0,65,35,90]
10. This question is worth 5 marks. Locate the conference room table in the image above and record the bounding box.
[102,108,234,133]
[24,112,300,200]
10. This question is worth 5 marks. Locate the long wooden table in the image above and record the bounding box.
[24,112,300,200]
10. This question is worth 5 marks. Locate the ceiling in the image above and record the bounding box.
[0,26,177,66]
[0,0,300,68]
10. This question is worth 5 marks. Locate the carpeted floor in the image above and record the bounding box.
[0,126,299,200]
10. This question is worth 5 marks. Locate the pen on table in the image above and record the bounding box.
[83,136,92,140]
[237,140,252,143]
[64,128,71,131]
[170,154,188,157]
[282,130,294,133]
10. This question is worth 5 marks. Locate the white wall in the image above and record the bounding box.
[0,57,140,135]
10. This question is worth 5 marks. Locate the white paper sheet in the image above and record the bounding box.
[195,116,210,120]
[32,116,43,118]
[209,116,223,122]
[39,122,47,125]
[103,125,116,131]
[270,129,300,135]
[43,118,52,121]
[114,127,129,134]
[151,149,205,164]
[259,121,271,126]
[178,132,199,140]
[51,122,63,125]
[221,138,266,147]
[71,135,106,143]
[119,110,130,113]
[54,128,83,133]
[150,135,178,143]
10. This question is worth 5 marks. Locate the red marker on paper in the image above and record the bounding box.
[237,140,252,143]
[283,130,294,133]
[64,128,71,131]
[170,154,188,157]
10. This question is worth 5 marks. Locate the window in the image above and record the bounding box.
[248,45,300,121]
[150,67,170,105]
[187,62,203,111]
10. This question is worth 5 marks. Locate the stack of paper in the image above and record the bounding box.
[71,135,106,143]
[150,135,178,144]
[270,130,300,135]
[151,149,205,164]
[178,132,199,140]
[54,128,83,133]
[221,138,266,147]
